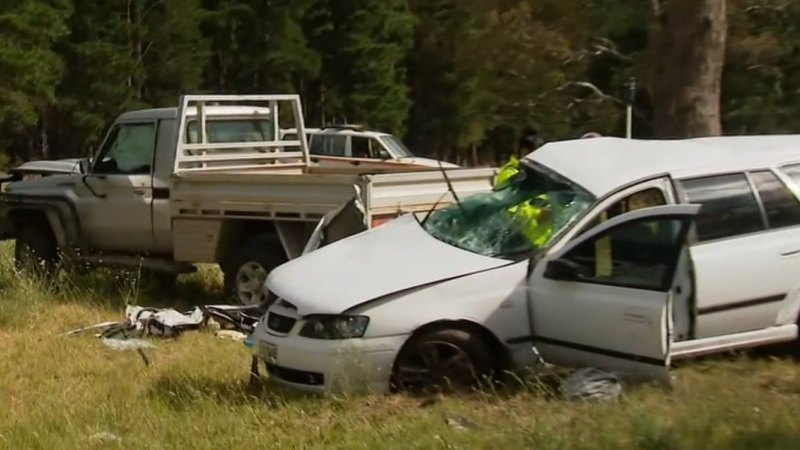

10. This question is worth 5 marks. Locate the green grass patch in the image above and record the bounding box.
[0,242,798,449]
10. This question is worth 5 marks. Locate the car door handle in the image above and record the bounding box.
[780,249,800,257]
[133,189,146,196]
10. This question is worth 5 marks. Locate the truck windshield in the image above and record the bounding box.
[421,163,595,260]
[186,119,272,143]
[380,135,414,157]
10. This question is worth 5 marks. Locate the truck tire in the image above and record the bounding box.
[223,234,286,306]
[391,328,496,394]
[14,223,60,278]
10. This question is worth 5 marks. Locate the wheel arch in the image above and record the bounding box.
[216,219,282,268]
[9,207,64,247]
[3,194,83,251]
[394,319,513,375]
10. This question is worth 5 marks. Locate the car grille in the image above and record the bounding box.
[266,312,296,333]
[265,363,325,386]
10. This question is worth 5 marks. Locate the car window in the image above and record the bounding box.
[583,187,667,231]
[186,119,272,143]
[310,135,346,157]
[579,187,667,278]
[559,217,688,291]
[749,170,800,230]
[93,123,156,175]
[380,135,413,157]
[351,137,373,159]
[679,173,764,242]
[282,133,297,141]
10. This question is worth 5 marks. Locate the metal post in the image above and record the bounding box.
[626,105,633,139]
[624,78,636,139]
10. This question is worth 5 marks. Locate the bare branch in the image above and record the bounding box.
[590,37,635,62]
[557,81,624,105]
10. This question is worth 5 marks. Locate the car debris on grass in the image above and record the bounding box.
[61,303,268,365]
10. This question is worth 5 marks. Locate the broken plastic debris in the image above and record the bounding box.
[216,330,247,341]
[560,367,622,402]
[446,416,479,431]
[100,338,156,351]
[101,337,154,366]
[64,303,268,342]
[87,432,122,444]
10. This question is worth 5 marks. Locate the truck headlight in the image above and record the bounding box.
[299,315,369,340]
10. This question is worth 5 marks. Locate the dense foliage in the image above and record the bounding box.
[0,0,794,166]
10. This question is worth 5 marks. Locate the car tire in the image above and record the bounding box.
[222,234,286,306]
[391,328,496,394]
[14,223,60,278]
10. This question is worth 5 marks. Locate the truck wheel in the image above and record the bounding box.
[14,224,60,278]
[391,328,495,394]
[223,235,286,306]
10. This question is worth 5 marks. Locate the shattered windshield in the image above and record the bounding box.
[421,163,595,260]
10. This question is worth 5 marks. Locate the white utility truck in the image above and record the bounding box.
[0,95,495,304]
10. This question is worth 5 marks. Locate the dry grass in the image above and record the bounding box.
[0,242,798,449]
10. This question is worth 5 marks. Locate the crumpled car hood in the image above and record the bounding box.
[266,214,511,316]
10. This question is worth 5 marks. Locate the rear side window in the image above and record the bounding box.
[749,170,800,230]
[309,135,346,156]
[680,173,764,242]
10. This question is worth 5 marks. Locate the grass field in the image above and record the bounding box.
[0,242,798,449]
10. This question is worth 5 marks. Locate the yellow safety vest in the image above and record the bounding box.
[508,194,553,248]
[494,155,520,189]
[595,212,612,277]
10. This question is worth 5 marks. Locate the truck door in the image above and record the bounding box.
[527,205,699,382]
[77,121,157,252]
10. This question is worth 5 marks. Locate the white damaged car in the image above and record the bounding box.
[250,135,800,393]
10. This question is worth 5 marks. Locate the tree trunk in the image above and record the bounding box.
[645,0,727,138]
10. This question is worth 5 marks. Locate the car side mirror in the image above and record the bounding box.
[544,258,583,281]
[378,150,391,160]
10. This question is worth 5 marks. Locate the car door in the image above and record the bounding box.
[76,121,157,252]
[677,171,800,338]
[527,204,699,382]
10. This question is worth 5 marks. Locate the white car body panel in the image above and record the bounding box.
[690,228,800,338]
[266,214,511,316]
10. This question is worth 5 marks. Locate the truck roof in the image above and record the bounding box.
[527,135,800,198]
[118,106,272,122]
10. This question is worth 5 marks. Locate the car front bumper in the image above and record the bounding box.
[251,326,409,394]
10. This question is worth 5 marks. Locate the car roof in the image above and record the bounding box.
[118,106,271,121]
[527,135,800,197]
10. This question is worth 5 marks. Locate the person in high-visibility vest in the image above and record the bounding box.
[507,193,556,248]
[493,154,521,189]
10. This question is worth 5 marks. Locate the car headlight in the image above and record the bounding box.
[298,315,370,340]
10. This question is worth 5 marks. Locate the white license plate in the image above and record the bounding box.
[260,341,278,362]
